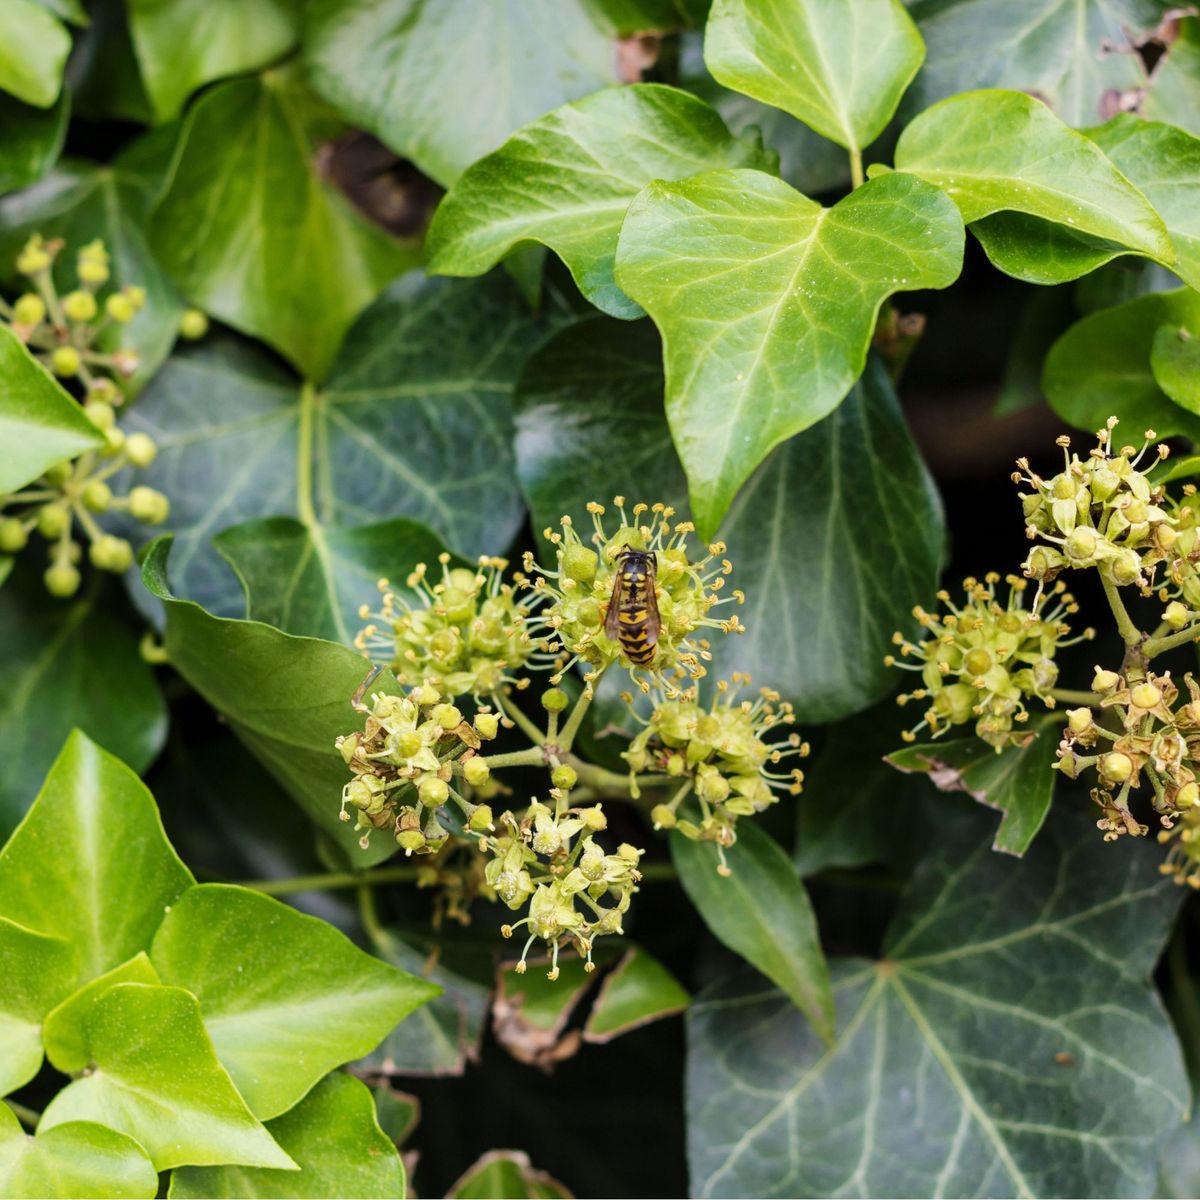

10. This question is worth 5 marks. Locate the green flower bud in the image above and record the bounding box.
[0,518,28,552]
[962,647,993,677]
[76,240,108,284]
[431,703,462,730]
[128,485,169,524]
[541,687,569,712]
[561,542,598,584]
[393,729,423,759]
[62,290,97,322]
[551,764,577,791]
[396,829,426,854]
[16,236,52,274]
[51,346,81,377]
[81,480,112,512]
[1023,545,1067,580]
[651,803,676,829]
[468,803,494,832]
[1100,751,1134,784]
[83,399,115,430]
[617,843,642,864]
[463,757,491,787]
[1165,601,1190,631]
[1092,666,1120,692]
[1064,526,1098,561]
[1051,473,1076,500]
[418,776,449,805]
[579,805,607,830]
[179,308,209,339]
[12,293,45,325]
[474,712,499,739]
[1107,548,1141,586]
[44,562,80,597]
[105,292,137,324]
[411,683,440,707]
[696,764,731,804]
[37,504,69,539]
[1130,682,1162,710]
[89,534,133,572]
[1066,708,1093,736]
[1176,782,1200,809]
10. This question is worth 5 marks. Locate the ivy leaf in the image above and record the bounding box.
[426,83,777,319]
[891,90,1173,285]
[672,820,834,1043]
[0,90,68,194]
[149,71,417,380]
[214,516,451,644]
[703,0,923,153]
[1085,115,1200,293]
[686,808,1188,1198]
[41,983,295,1171]
[1143,16,1200,137]
[141,536,400,866]
[42,952,160,1074]
[304,0,621,187]
[1152,324,1200,412]
[0,1107,158,1200]
[447,1150,573,1200]
[0,571,167,837]
[907,0,1170,127]
[1044,288,1200,438]
[0,729,193,987]
[0,161,183,396]
[0,917,76,1096]
[150,884,439,1120]
[886,721,1059,856]
[514,317,944,722]
[122,273,544,621]
[583,945,690,1042]
[613,167,963,535]
[127,0,299,122]
[0,326,102,493]
[168,1072,405,1199]
[585,0,708,30]
[0,0,70,108]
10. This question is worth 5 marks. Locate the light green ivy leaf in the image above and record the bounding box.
[1044,288,1200,438]
[447,1149,573,1200]
[149,71,418,380]
[0,1107,157,1200]
[0,0,70,108]
[1142,16,1200,137]
[704,0,923,153]
[1152,323,1200,413]
[0,729,193,987]
[891,90,1173,286]
[150,884,439,1120]
[583,945,690,1042]
[613,167,963,535]
[127,0,300,122]
[304,0,621,187]
[687,807,1188,1197]
[426,83,777,320]
[41,983,295,1172]
[168,1072,405,1199]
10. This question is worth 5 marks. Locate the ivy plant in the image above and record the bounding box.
[3,0,1200,1196]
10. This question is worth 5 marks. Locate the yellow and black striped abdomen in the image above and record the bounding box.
[605,550,660,665]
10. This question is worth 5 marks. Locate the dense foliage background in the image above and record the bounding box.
[3,1,1200,1197]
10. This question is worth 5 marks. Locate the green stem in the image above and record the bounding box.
[1100,575,1143,648]
[479,747,545,770]
[494,690,546,745]
[357,884,397,956]
[296,381,318,526]
[1048,688,1103,706]
[558,666,606,752]
[849,147,865,189]
[6,1100,40,1129]
[636,862,676,882]
[1144,622,1200,659]
[240,866,420,896]
[568,757,675,797]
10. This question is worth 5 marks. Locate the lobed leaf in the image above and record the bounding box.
[0,0,70,109]
[613,167,963,535]
[426,83,777,319]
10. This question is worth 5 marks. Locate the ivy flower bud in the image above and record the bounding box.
[1177,782,1200,809]
[12,293,45,325]
[1130,682,1163,711]
[81,480,112,512]
[1093,667,1120,693]
[1100,752,1134,784]
[89,535,133,572]
[83,399,115,430]
[62,290,97,322]
[541,687,569,712]
[179,308,209,339]
[44,562,81,597]
[579,805,607,830]
[550,764,577,791]
[651,803,676,829]
[468,803,494,832]
[51,346,81,377]
[17,235,53,274]
[396,829,426,854]
[462,756,491,787]
[37,504,69,539]
[76,239,109,284]
[1165,601,1191,631]
[474,712,499,739]
[431,703,462,731]
[105,292,137,323]
[562,542,598,584]
[418,776,449,805]
[1066,708,1094,736]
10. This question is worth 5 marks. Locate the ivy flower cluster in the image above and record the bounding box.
[355,554,540,700]
[521,497,745,696]
[887,573,1090,748]
[624,674,808,872]
[489,795,642,978]
[0,236,174,596]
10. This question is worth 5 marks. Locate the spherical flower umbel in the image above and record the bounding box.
[521,497,745,696]
[354,553,540,701]
[1016,421,1175,591]
[623,674,808,872]
[888,573,1091,749]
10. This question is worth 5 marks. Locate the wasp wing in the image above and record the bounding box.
[603,561,625,640]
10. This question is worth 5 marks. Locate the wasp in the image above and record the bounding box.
[603,548,661,665]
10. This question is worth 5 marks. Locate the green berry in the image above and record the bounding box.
[44,562,80,597]
[51,346,81,377]
[16,236,52,274]
[1100,752,1134,784]
[77,240,109,285]
[418,776,449,805]
[0,518,28,552]
[551,764,577,791]
[12,293,45,325]
[179,308,209,339]
[62,290,97,322]
[105,292,136,323]
[89,534,133,572]
[541,687,569,712]
[82,480,112,512]
[125,432,158,467]
[474,712,499,739]
[462,757,491,787]
[128,486,169,524]
[37,504,69,539]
